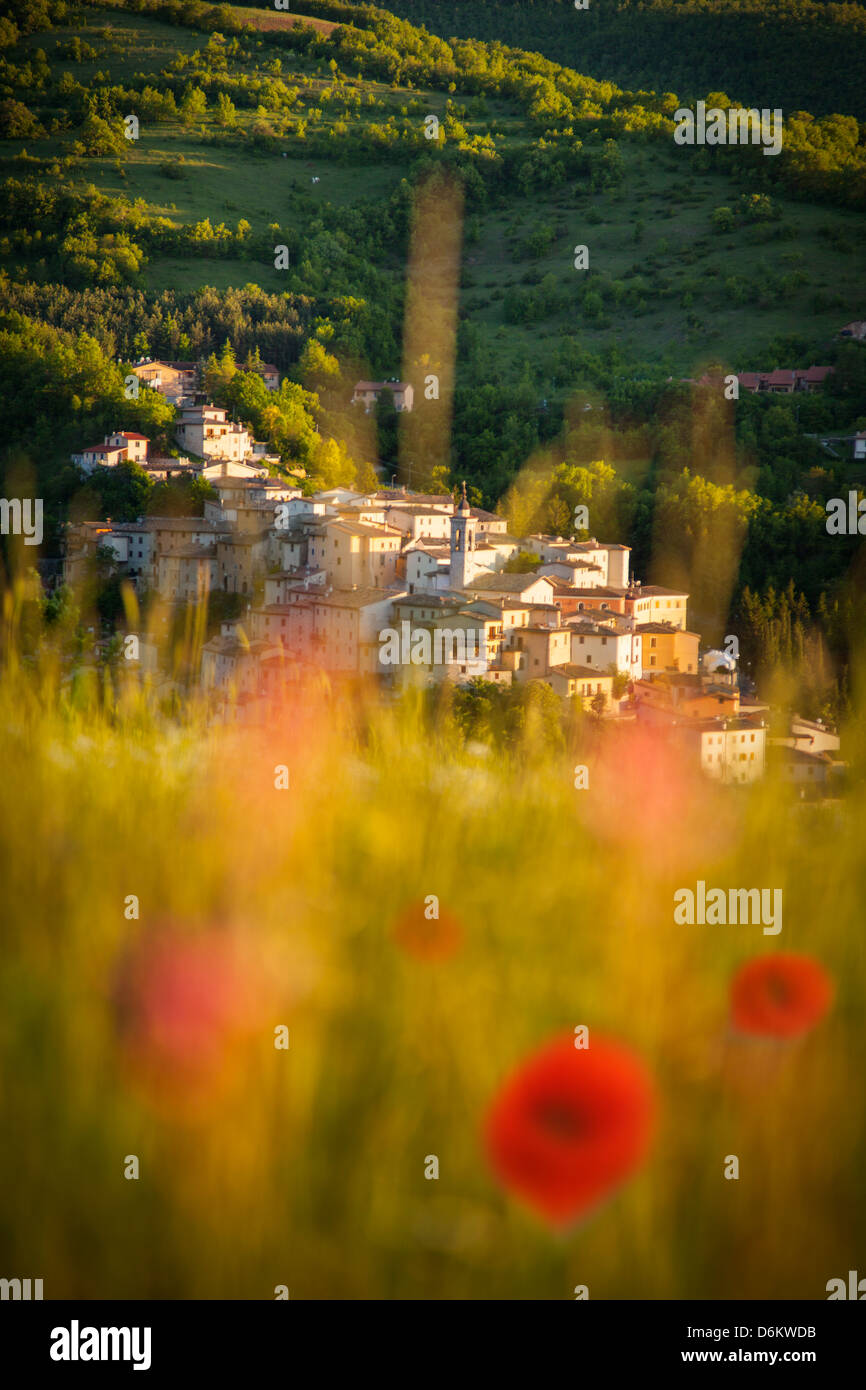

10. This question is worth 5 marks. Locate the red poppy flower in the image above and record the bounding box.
[484,1033,656,1227]
[584,725,735,876]
[392,900,462,961]
[730,953,834,1039]
[114,929,267,1104]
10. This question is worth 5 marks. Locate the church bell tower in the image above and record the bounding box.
[449,480,476,590]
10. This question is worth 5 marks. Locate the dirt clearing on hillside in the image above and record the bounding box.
[226,7,339,36]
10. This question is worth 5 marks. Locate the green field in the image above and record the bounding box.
[24,7,208,77]
[463,154,865,372]
[87,135,406,222]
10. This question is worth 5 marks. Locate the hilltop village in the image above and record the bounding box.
[62,358,844,793]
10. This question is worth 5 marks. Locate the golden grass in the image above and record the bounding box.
[0,581,864,1299]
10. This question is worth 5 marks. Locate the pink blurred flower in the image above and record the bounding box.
[114,928,267,1106]
[582,724,735,875]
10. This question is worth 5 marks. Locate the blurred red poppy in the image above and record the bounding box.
[114,929,267,1104]
[484,1033,656,1227]
[392,900,462,961]
[584,725,735,876]
[730,953,834,1039]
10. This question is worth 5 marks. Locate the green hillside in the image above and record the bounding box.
[386,0,866,121]
[0,0,864,706]
[2,1,864,389]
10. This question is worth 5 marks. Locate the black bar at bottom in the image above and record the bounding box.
[1,1299,860,1375]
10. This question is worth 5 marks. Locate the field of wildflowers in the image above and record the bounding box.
[0,578,864,1301]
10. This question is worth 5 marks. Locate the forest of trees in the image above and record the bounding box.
[384,0,866,121]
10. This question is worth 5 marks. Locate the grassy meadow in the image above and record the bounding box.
[1,573,864,1299]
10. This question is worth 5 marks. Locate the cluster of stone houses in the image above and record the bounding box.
[72,355,285,480]
[72,404,281,480]
[61,346,848,790]
[72,364,421,483]
[63,459,294,595]
[63,471,844,786]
